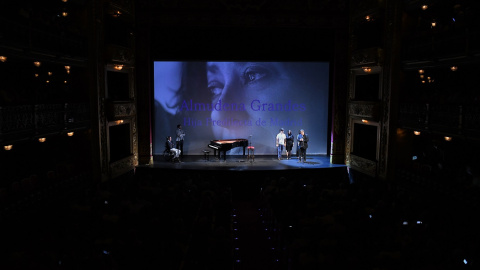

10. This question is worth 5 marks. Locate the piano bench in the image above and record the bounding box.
[203,150,210,161]
[247,146,255,162]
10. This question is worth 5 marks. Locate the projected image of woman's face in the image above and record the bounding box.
[206,62,292,141]
[153,61,329,155]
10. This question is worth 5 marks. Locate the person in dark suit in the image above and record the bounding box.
[176,124,185,158]
[298,129,309,163]
[165,136,181,162]
[286,130,295,160]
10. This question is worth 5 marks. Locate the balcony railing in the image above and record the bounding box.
[0,103,90,144]
[399,103,480,136]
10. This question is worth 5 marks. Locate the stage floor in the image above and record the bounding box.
[138,155,346,171]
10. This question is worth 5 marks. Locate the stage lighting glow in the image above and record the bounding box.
[444,136,452,141]
[4,145,13,150]
[67,132,74,136]
[414,131,421,135]
[421,5,428,10]
[38,138,46,143]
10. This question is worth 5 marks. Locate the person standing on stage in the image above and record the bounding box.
[275,128,286,160]
[285,130,294,160]
[296,130,302,159]
[176,124,185,158]
[298,129,309,163]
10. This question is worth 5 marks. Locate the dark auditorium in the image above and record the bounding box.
[2,0,480,269]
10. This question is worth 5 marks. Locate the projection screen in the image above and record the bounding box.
[153,61,330,156]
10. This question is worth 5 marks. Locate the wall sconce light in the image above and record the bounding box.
[431,20,436,27]
[4,145,13,151]
[365,15,371,21]
[64,80,68,84]
[38,138,46,143]
[450,66,458,71]
[362,67,372,73]
[444,136,452,141]
[0,56,7,62]
[113,10,122,17]
[34,73,39,77]
[421,80,426,84]
[62,10,68,17]
[115,120,124,125]
[46,80,50,83]
[114,64,124,71]
[414,131,421,135]
[34,61,41,67]
[48,71,53,76]
[62,0,68,2]
[420,75,424,79]
[65,66,70,71]
[361,119,368,123]
[421,5,428,10]
[418,69,424,74]
[67,132,74,137]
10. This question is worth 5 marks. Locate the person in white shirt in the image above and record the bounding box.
[166,136,181,162]
[275,128,286,160]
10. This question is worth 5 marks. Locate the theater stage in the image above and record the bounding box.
[138,155,346,171]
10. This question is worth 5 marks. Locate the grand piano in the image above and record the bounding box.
[208,139,248,161]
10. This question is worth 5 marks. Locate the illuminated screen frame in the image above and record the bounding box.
[152,61,331,156]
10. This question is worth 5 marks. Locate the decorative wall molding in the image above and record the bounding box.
[106,101,136,120]
[110,154,135,178]
[106,45,135,64]
[350,154,377,176]
[348,101,380,120]
[109,0,135,14]
[351,47,384,67]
